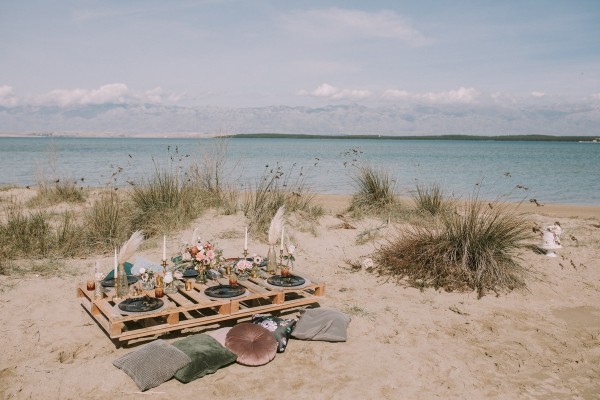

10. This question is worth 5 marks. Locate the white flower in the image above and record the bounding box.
[139,267,146,274]
[253,255,263,265]
[260,320,278,332]
[287,244,296,255]
[182,252,192,261]
[163,272,173,283]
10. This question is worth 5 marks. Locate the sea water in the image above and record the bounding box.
[1,136,598,205]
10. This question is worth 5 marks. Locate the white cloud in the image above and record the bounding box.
[531,91,546,97]
[282,8,429,46]
[0,85,18,107]
[590,93,600,100]
[419,87,479,104]
[36,83,130,106]
[299,83,373,101]
[382,89,410,99]
[28,84,183,107]
[380,87,479,104]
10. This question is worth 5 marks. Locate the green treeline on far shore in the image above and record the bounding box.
[224,133,599,142]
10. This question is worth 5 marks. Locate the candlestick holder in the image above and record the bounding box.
[279,249,284,268]
[161,259,168,274]
[225,265,232,276]
[243,249,248,259]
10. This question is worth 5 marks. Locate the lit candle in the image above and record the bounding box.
[163,235,166,261]
[280,226,285,251]
[114,248,117,278]
[244,226,248,250]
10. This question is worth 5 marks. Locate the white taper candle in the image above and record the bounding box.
[244,226,248,250]
[280,226,285,251]
[163,235,166,260]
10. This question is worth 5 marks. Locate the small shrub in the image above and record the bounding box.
[412,183,454,217]
[29,178,86,206]
[129,161,204,236]
[242,164,322,237]
[83,191,131,250]
[374,196,533,298]
[349,164,398,216]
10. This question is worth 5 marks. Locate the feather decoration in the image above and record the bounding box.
[190,228,199,245]
[118,230,144,264]
[268,206,285,245]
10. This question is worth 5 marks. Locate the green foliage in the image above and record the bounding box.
[412,183,454,217]
[349,164,398,217]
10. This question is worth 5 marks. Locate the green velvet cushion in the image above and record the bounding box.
[112,339,192,391]
[172,334,237,383]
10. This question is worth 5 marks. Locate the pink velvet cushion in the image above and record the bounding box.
[225,323,277,366]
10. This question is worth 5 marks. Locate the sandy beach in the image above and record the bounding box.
[1,190,599,400]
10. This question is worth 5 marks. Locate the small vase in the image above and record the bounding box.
[141,279,155,290]
[267,245,278,275]
[196,266,207,284]
[94,279,104,299]
[115,263,129,298]
[164,271,178,294]
[237,271,249,281]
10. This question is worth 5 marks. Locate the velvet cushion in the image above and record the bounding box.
[112,339,191,391]
[225,323,277,366]
[251,314,297,353]
[171,334,237,383]
[291,308,351,342]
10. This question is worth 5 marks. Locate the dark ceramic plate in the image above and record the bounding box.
[101,275,139,287]
[267,275,306,287]
[118,296,164,313]
[182,268,199,278]
[204,285,246,298]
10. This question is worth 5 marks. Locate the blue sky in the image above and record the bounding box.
[1,1,600,134]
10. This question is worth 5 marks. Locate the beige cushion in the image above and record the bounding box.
[291,308,351,342]
[225,323,277,366]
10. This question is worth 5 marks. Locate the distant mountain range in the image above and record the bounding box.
[1,101,599,136]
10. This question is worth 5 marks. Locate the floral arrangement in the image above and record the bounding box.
[174,238,224,272]
[235,259,253,275]
[252,255,263,267]
[283,244,296,266]
[139,267,154,283]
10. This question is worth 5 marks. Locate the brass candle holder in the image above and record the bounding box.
[225,264,232,276]
[161,259,168,274]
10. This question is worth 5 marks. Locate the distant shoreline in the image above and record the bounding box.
[1,132,599,142]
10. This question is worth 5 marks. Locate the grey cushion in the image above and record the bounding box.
[113,339,192,391]
[291,308,351,342]
[172,334,237,383]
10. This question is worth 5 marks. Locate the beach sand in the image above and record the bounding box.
[0,191,599,399]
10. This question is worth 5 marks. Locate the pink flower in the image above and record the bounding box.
[195,252,206,261]
[205,249,216,260]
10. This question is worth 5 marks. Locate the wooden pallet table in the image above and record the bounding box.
[77,275,325,344]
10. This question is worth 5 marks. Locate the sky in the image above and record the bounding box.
[1,0,600,135]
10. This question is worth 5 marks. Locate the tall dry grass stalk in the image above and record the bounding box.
[375,196,533,298]
[187,138,240,213]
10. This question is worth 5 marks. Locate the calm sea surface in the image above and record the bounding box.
[1,137,599,205]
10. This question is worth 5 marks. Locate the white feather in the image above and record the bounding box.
[190,228,199,245]
[118,230,144,264]
[268,206,285,245]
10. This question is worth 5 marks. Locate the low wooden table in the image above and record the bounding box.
[77,274,325,345]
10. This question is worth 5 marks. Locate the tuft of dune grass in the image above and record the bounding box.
[375,195,533,298]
